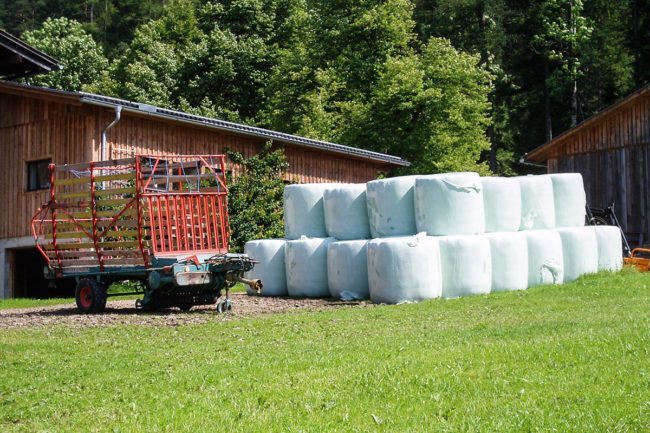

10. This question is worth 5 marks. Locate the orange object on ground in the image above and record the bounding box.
[624,248,650,271]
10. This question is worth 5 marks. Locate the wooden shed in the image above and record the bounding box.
[0,80,408,298]
[526,84,650,242]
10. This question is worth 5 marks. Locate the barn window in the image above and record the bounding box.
[26,158,51,191]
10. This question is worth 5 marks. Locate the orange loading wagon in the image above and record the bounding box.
[31,155,261,313]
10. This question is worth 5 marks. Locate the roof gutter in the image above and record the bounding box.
[518,153,547,169]
[82,96,410,167]
[100,105,122,161]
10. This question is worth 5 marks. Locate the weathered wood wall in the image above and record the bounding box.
[0,91,392,239]
[545,91,650,237]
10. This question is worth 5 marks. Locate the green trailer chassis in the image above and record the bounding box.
[47,253,261,313]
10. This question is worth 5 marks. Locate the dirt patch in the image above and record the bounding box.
[0,294,371,329]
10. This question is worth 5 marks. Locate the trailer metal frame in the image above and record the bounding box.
[31,155,259,312]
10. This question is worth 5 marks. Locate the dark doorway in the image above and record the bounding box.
[11,248,74,298]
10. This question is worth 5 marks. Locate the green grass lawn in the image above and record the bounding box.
[0,297,75,310]
[0,270,648,432]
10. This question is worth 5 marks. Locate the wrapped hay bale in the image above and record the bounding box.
[367,234,442,304]
[284,184,334,239]
[484,232,528,292]
[327,240,369,300]
[366,176,418,238]
[285,237,335,297]
[556,227,598,282]
[593,225,623,272]
[481,177,521,233]
[244,239,287,296]
[525,230,564,286]
[517,175,556,230]
[438,235,492,298]
[550,173,587,227]
[415,172,485,235]
[323,184,370,240]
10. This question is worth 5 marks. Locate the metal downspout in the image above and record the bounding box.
[100,105,122,161]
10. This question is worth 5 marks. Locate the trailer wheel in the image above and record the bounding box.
[75,278,107,314]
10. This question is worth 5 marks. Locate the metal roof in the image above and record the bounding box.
[78,92,410,166]
[526,83,650,163]
[0,30,62,79]
[0,80,409,166]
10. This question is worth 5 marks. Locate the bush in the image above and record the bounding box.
[226,143,289,252]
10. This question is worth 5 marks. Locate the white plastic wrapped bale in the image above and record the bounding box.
[438,235,492,298]
[367,234,442,304]
[415,172,485,236]
[285,237,335,298]
[517,175,556,230]
[323,184,370,240]
[550,173,587,227]
[593,225,623,271]
[327,240,369,300]
[484,232,528,292]
[556,227,598,282]
[244,239,287,296]
[525,230,564,286]
[481,177,521,233]
[284,184,334,239]
[366,176,418,238]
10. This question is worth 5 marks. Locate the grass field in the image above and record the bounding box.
[0,270,648,432]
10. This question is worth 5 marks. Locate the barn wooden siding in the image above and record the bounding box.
[0,91,392,239]
[541,90,650,236]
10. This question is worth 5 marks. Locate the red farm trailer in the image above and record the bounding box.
[31,155,261,313]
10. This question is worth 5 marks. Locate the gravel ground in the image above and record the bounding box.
[0,294,370,329]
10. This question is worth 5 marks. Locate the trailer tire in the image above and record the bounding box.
[75,278,107,314]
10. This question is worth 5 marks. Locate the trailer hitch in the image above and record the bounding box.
[227,274,263,293]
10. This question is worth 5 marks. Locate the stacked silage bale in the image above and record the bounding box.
[243,170,622,305]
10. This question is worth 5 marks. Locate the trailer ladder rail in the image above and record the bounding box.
[31,154,230,274]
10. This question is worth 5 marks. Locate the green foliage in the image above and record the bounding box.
[580,0,635,114]
[264,0,491,174]
[98,0,200,107]
[7,1,650,173]
[350,38,492,174]
[21,17,108,91]
[226,144,289,252]
[0,271,648,431]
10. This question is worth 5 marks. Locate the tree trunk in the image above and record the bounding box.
[478,1,498,172]
[544,59,553,142]
[570,1,578,127]
[571,79,578,127]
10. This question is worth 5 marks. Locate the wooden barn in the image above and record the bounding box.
[526,84,650,243]
[0,80,408,299]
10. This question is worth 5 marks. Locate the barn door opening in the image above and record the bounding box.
[10,248,73,298]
